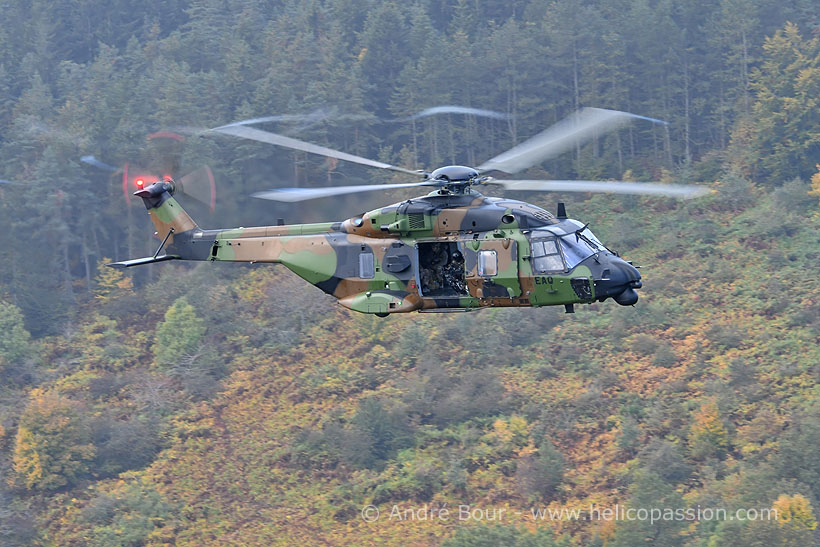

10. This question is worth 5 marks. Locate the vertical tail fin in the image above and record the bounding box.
[135,180,198,237]
[108,180,206,269]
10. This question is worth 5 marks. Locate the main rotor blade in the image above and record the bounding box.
[252,181,433,202]
[478,108,667,174]
[489,179,710,199]
[223,105,508,127]
[397,106,512,121]
[213,124,418,176]
[80,155,120,173]
[217,108,338,129]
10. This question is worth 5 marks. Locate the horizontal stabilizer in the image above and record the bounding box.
[107,255,179,269]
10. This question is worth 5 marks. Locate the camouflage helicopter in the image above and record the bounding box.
[111,107,709,316]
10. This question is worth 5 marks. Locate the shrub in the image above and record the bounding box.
[515,440,565,501]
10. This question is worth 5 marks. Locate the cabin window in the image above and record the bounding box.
[477,250,498,276]
[359,252,375,278]
[531,238,565,273]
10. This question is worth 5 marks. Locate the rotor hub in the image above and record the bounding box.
[429,165,479,183]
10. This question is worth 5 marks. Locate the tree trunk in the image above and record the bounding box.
[683,57,691,164]
[741,30,750,115]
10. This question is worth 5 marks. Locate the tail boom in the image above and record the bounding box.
[109,181,340,284]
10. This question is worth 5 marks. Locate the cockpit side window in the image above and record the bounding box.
[531,238,565,273]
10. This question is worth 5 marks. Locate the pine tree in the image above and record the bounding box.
[750,22,820,181]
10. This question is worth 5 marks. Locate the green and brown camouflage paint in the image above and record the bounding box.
[118,180,640,315]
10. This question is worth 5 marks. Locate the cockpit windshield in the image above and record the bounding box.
[567,220,607,252]
[558,237,594,269]
[529,222,607,271]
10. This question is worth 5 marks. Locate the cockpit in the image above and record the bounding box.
[527,220,609,272]
[528,219,642,307]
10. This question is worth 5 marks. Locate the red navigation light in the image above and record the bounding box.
[135,178,145,189]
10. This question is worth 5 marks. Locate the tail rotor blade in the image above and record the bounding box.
[177,166,216,212]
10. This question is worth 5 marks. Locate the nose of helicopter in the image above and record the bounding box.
[595,256,642,306]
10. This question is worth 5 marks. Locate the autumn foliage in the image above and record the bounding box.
[1,2,820,545]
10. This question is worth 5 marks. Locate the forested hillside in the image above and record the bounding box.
[2,0,820,545]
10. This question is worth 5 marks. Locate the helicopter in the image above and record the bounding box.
[110,107,709,316]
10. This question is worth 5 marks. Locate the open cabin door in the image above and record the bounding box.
[463,238,521,299]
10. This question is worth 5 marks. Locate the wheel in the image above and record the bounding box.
[375,312,389,318]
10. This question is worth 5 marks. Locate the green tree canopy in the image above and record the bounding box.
[751,22,820,180]
[0,299,31,367]
[154,296,206,370]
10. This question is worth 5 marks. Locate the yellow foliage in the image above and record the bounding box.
[492,418,511,441]
[76,314,136,372]
[52,369,100,392]
[489,415,530,448]
[12,426,44,489]
[94,257,133,300]
[11,389,96,491]
[726,118,758,177]
[773,493,818,530]
[507,415,530,446]
[689,400,729,460]
[810,164,820,199]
